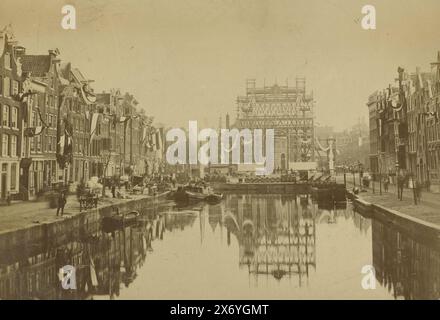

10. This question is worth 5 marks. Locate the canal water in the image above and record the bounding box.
[0,194,439,299]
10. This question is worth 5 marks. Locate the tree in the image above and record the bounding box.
[100,150,112,197]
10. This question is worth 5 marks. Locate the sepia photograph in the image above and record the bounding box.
[0,0,439,307]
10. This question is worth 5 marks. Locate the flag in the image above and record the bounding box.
[149,131,156,150]
[142,126,148,143]
[58,134,65,151]
[155,129,161,150]
[64,128,73,159]
[79,83,97,104]
[418,73,423,89]
[409,79,415,95]
[24,107,48,137]
[57,118,73,168]
[427,80,433,98]
[24,126,45,137]
[89,113,100,145]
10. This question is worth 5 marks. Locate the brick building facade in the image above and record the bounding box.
[0,26,164,200]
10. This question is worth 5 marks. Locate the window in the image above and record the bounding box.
[47,135,52,152]
[36,135,41,152]
[10,135,16,157]
[2,134,9,156]
[11,107,17,128]
[32,111,37,127]
[4,52,11,69]
[12,80,18,96]
[79,138,83,153]
[2,105,9,127]
[3,77,9,97]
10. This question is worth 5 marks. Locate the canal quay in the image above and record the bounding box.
[0,184,439,300]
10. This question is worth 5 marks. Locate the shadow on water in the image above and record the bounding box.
[0,194,438,299]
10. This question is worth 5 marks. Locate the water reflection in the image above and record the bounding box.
[372,219,440,299]
[0,202,195,300]
[0,195,438,299]
[224,195,316,284]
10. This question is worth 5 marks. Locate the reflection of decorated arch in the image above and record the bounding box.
[223,194,317,282]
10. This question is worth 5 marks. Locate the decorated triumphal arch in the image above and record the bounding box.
[235,78,316,171]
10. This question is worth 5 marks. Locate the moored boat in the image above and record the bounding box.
[174,183,223,204]
[102,210,140,231]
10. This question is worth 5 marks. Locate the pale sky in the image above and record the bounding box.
[1,0,440,130]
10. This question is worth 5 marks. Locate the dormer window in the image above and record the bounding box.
[12,80,19,96]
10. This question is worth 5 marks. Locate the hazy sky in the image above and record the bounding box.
[1,0,440,130]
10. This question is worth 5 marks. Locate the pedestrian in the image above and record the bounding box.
[415,179,422,201]
[56,190,66,216]
[397,172,405,201]
[111,182,116,198]
[383,175,389,192]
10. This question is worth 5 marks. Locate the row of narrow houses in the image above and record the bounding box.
[367,52,440,192]
[0,26,164,201]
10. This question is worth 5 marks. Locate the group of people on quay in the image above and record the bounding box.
[52,172,180,215]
